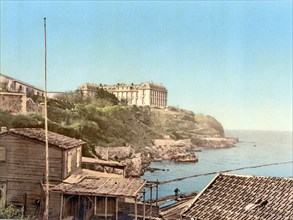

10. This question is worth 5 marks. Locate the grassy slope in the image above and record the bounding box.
[0,91,224,154]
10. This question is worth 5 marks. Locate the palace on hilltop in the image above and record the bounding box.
[78,82,168,108]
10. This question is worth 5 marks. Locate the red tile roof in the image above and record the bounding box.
[5,128,85,149]
[182,173,293,219]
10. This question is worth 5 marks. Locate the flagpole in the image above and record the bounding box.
[44,17,49,220]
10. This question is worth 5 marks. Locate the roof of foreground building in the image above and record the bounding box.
[181,173,293,220]
[1,128,85,149]
[51,169,146,198]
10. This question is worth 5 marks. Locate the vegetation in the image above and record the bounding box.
[0,90,224,154]
[0,204,21,219]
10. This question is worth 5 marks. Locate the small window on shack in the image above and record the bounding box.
[76,148,81,167]
[67,152,72,173]
[0,147,6,161]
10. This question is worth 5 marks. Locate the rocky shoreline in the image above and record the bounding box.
[93,136,239,177]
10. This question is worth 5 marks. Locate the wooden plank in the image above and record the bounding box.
[105,196,108,218]
[116,197,118,220]
[94,196,97,215]
[59,194,63,220]
[135,196,137,220]
[150,187,152,220]
[143,190,146,220]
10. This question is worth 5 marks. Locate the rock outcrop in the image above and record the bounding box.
[200,137,239,148]
[95,145,135,160]
[171,153,198,162]
[95,145,144,177]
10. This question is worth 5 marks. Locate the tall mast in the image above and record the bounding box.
[44,17,49,220]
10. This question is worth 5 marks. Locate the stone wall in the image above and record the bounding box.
[0,92,42,114]
[0,92,27,114]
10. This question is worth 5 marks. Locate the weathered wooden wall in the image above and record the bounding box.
[64,146,81,178]
[118,201,160,218]
[0,134,63,217]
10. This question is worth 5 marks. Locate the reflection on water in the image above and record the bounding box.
[142,130,292,199]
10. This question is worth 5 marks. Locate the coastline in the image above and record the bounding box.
[94,136,239,177]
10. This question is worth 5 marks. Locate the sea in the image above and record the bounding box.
[142,130,293,201]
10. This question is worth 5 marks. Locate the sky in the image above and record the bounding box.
[0,1,292,131]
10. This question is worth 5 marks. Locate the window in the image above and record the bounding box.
[67,152,72,173]
[76,148,81,167]
[0,147,6,161]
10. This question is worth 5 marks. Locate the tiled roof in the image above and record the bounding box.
[182,173,293,220]
[51,169,146,197]
[5,128,85,149]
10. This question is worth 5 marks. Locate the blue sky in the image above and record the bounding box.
[1,1,292,131]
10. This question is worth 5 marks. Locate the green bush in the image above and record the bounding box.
[0,204,21,219]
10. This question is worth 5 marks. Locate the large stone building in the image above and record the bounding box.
[0,73,44,96]
[79,82,168,108]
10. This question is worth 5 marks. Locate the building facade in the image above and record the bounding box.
[79,82,168,108]
[0,73,44,96]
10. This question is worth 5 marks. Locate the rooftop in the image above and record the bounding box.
[182,173,293,220]
[1,128,85,149]
[51,169,146,198]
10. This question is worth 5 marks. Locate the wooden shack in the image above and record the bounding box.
[0,128,160,219]
[51,170,152,220]
[0,128,85,218]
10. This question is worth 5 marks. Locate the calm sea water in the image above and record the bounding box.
[142,130,293,199]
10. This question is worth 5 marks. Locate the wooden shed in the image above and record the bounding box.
[0,128,85,219]
[51,169,160,220]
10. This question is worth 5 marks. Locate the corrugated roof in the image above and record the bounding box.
[51,169,146,197]
[5,128,85,149]
[182,173,293,220]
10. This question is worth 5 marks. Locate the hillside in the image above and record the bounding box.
[0,90,225,154]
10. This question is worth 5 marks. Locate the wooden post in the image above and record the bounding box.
[150,186,152,220]
[43,17,50,220]
[143,189,146,220]
[59,194,63,220]
[105,196,108,218]
[135,196,137,220]
[77,195,80,219]
[156,180,159,206]
[94,197,97,215]
[23,193,27,216]
[115,197,118,220]
[64,197,66,219]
